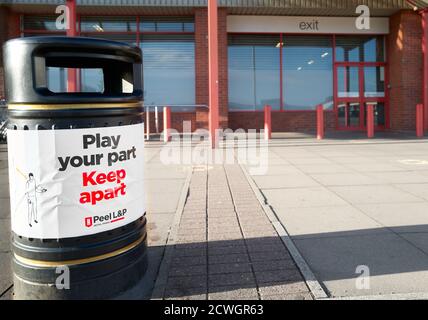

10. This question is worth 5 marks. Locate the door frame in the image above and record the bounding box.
[334,61,388,131]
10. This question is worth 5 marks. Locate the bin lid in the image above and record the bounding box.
[3,36,143,106]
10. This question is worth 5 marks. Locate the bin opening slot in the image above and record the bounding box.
[33,53,137,96]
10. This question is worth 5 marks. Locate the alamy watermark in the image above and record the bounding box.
[55,265,70,290]
[356,5,371,30]
[55,5,70,31]
[159,122,269,175]
[355,265,371,290]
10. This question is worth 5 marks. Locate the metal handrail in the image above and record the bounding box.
[144,104,208,141]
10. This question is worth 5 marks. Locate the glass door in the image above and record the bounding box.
[336,66,362,129]
[335,64,386,130]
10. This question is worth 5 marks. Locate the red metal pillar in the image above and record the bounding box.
[163,106,172,142]
[316,104,324,140]
[366,103,374,138]
[208,0,219,148]
[417,103,424,138]
[66,0,77,92]
[264,105,272,140]
[422,10,428,131]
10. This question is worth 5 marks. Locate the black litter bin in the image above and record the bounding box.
[3,36,147,299]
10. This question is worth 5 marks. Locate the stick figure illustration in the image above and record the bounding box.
[24,173,47,227]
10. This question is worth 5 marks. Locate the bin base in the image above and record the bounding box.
[13,249,148,300]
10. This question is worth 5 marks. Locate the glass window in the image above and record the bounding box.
[282,36,333,110]
[46,67,105,93]
[364,102,385,126]
[337,102,361,127]
[337,66,359,98]
[336,36,385,62]
[47,67,67,93]
[80,17,136,32]
[81,69,104,93]
[23,15,61,31]
[80,33,137,45]
[140,35,195,106]
[364,67,385,98]
[140,17,194,32]
[228,35,280,111]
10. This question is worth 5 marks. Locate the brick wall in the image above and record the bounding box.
[388,10,423,132]
[228,111,336,132]
[145,111,196,134]
[194,8,228,130]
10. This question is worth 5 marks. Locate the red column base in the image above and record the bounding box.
[264,105,272,140]
[417,104,424,138]
[316,105,324,140]
[367,104,374,139]
[163,106,172,142]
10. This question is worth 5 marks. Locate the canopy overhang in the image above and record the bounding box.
[0,0,426,17]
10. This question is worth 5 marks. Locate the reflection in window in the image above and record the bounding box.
[47,67,67,93]
[364,102,385,126]
[364,67,385,98]
[80,33,137,45]
[81,69,104,93]
[140,35,195,106]
[337,66,359,98]
[282,36,333,110]
[23,15,61,31]
[336,36,385,62]
[140,17,194,32]
[80,17,136,32]
[338,102,361,127]
[47,67,105,93]
[228,35,280,111]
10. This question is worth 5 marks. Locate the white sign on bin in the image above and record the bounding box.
[7,123,145,239]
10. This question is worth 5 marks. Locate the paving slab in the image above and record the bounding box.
[366,171,428,184]
[293,232,428,297]
[355,202,428,232]
[0,252,11,295]
[208,286,259,300]
[0,219,10,252]
[329,185,423,205]
[398,233,428,256]
[295,164,352,174]
[263,187,348,208]
[393,183,428,201]
[274,206,383,238]
[309,172,381,186]
[252,173,319,189]
[343,163,405,173]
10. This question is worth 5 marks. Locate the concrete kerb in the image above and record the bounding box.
[150,168,193,300]
[324,292,428,300]
[239,163,329,300]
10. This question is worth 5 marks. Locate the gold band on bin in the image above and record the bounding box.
[13,235,145,267]
[8,102,143,111]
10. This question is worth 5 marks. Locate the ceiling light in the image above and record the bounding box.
[321,52,329,58]
[93,24,104,32]
[308,60,314,65]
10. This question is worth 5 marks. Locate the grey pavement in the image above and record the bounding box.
[243,135,428,298]
[151,164,312,300]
